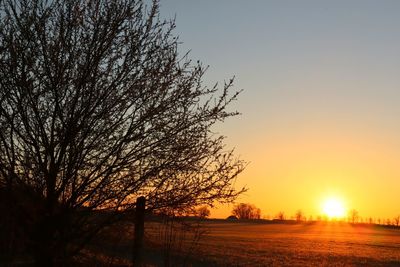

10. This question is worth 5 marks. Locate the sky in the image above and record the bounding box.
[160,0,400,220]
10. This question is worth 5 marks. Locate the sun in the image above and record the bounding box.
[322,197,346,219]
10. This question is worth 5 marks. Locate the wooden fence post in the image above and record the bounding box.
[133,196,146,266]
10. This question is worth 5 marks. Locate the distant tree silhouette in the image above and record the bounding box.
[394,216,400,227]
[276,211,285,220]
[295,210,304,222]
[0,0,245,265]
[348,209,359,224]
[231,203,261,219]
[196,206,211,219]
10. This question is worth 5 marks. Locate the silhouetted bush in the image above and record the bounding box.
[231,203,261,219]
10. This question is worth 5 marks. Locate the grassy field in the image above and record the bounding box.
[141,220,400,266]
[5,219,399,266]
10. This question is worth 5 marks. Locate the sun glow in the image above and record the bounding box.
[322,197,346,219]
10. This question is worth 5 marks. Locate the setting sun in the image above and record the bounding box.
[322,198,346,219]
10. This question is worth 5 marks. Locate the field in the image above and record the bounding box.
[139,220,400,266]
[6,219,400,266]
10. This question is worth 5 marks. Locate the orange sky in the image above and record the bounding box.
[212,120,400,219]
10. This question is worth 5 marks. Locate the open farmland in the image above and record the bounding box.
[142,220,400,266]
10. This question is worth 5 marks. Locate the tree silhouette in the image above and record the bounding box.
[348,209,359,224]
[231,203,261,219]
[196,206,211,219]
[394,216,400,227]
[276,211,285,221]
[295,210,304,222]
[0,0,245,265]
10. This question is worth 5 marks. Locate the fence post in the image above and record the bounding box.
[133,196,146,266]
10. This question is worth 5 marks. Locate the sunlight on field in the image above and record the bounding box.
[201,222,400,266]
[144,221,400,266]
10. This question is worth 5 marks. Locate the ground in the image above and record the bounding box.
[6,219,399,266]
[84,219,400,266]
[175,221,400,266]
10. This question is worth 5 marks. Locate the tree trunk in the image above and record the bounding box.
[34,249,54,267]
[133,196,146,266]
[33,216,56,267]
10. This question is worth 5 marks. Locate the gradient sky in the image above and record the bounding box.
[160,1,400,220]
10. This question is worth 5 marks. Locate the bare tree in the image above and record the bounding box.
[348,209,359,224]
[394,216,400,227]
[196,206,211,219]
[231,203,261,219]
[295,210,304,222]
[0,0,245,265]
[276,211,285,221]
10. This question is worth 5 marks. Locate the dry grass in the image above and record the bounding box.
[143,221,400,266]
[77,220,400,266]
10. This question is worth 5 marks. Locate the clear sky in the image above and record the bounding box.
[160,1,400,220]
